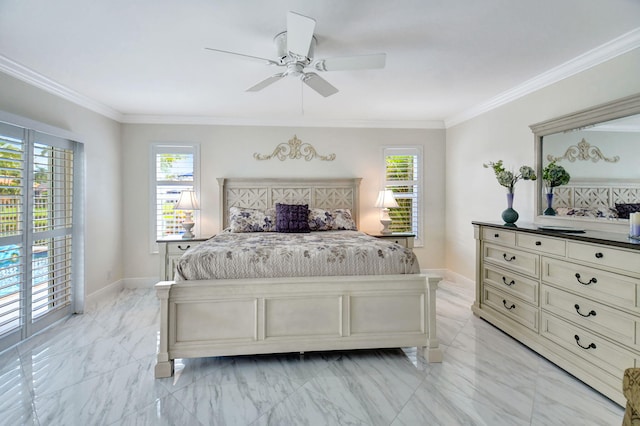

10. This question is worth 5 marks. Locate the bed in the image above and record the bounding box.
[154,177,442,378]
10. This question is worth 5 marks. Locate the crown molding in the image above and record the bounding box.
[445,27,640,128]
[0,54,123,122]
[120,114,445,129]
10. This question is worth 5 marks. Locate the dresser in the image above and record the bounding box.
[157,236,211,280]
[473,221,640,406]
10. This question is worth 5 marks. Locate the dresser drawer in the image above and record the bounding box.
[567,241,640,276]
[541,284,638,350]
[483,264,538,305]
[482,228,516,246]
[484,243,539,278]
[516,233,566,256]
[541,312,636,380]
[482,286,538,332]
[167,241,200,255]
[542,257,640,313]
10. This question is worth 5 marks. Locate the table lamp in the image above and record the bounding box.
[175,190,199,239]
[375,189,399,234]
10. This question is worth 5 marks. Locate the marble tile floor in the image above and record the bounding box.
[0,279,625,426]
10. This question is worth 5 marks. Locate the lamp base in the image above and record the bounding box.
[379,219,392,235]
[182,222,195,239]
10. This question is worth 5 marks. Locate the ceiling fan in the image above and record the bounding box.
[205,11,386,97]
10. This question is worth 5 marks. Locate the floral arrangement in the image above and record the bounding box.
[542,161,570,192]
[483,160,537,193]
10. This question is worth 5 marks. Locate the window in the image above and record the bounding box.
[382,147,422,242]
[0,120,81,351]
[150,143,199,251]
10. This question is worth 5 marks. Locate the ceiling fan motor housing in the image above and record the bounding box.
[274,31,316,63]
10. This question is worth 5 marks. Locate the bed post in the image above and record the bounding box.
[155,281,174,378]
[422,274,443,362]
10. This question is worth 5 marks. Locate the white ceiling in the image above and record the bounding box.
[1,0,639,128]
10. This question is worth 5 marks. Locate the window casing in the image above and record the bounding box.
[382,147,422,244]
[150,143,199,252]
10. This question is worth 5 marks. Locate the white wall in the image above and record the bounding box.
[445,48,640,280]
[0,73,123,297]
[121,125,446,280]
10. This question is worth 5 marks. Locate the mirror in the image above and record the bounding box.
[531,93,640,231]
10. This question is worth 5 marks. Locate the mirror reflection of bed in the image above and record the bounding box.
[532,93,640,231]
[155,177,443,379]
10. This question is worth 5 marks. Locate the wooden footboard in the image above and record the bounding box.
[155,274,442,378]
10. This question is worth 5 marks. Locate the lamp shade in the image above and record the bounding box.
[175,190,200,211]
[374,189,399,208]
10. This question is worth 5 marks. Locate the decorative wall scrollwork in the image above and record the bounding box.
[546,138,620,163]
[254,135,336,161]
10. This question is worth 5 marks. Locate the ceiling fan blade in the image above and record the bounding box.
[301,73,338,97]
[313,53,386,72]
[204,47,281,66]
[246,73,286,92]
[287,11,316,57]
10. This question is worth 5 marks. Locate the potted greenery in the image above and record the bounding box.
[483,160,537,224]
[542,161,571,215]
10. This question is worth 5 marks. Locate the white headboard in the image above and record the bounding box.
[552,178,640,209]
[217,177,362,229]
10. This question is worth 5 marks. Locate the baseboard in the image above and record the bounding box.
[124,276,159,289]
[85,279,124,309]
[443,270,475,287]
[421,268,447,279]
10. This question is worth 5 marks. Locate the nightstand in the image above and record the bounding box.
[157,236,210,280]
[368,233,415,249]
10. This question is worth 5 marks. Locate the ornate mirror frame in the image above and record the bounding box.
[530,93,640,232]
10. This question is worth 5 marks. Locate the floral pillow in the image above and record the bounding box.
[308,208,357,231]
[556,207,618,219]
[229,207,276,232]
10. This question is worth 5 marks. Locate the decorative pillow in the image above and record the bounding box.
[276,203,310,233]
[615,203,640,219]
[308,208,357,231]
[559,207,619,219]
[229,207,276,232]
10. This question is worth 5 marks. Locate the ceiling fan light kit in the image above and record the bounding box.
[205,11,386,98]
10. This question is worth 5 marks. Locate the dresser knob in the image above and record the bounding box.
[502,299,515,310]
[574,334,596,350]
[574,304,597,318]
[503,253,516,262]
[535,241,541,246]
[178,245,191,251]
[575,273,597,285]
[502,277,515,286]
[595,252,603,259]
[494,233,499,238]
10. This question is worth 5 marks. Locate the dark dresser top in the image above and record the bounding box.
[472,221,640,251]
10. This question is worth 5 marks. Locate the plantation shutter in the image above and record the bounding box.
[0,120,80,351]
[383,147,421,238]
[151,144,199,249]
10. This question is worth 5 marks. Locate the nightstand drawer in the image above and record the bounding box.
[166,241,199,255]
[369,233,414,249]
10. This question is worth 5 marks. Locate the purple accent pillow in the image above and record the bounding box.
[615,203,640,219]
[276,203,310,233]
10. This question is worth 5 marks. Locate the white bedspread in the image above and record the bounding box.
[175,230,419,281]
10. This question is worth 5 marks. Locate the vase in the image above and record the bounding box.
[502,192,519,224]
[543,191,556,216]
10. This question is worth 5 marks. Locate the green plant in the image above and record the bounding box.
[483,160,537,193]
[542,161,570,191]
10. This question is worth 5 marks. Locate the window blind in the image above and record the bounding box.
[383,148,421,237]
